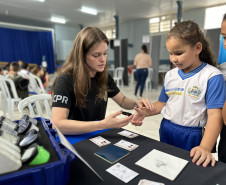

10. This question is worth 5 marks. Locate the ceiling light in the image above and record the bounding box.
[34,0,45,2]
[80,6,98,15]
[50,17,66,24]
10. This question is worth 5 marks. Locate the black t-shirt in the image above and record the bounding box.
[52,74,120,121]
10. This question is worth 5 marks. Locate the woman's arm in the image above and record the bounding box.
[190,108,223,167]
[111,91,146,110]
[51,107,133,135]
[148,55,152,67]
[133,56,137,67]
[139,99,166,116]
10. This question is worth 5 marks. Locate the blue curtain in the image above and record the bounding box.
[0,27,55,73]
[218,35,226,64]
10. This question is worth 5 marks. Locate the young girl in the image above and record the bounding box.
[131,20,226,167]
[218,13,226,163]
[51,27,144,135]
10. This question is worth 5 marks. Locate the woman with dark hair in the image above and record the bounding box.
[51,27,144,135]
[133,44,152,97]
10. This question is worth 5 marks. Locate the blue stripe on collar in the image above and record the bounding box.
[178,62,207,80]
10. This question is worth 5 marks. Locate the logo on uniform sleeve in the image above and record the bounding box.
[53,95,68,104]
[187,86,201,99]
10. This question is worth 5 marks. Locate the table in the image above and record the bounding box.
[68,129,226,185]
[65,129,108,144]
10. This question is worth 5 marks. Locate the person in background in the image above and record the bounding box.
[18,60,23,69]
[7,62,29,99]
[51,27,144,135]
[31,65,44,86]
[133,44,152,98]
[0,67,4,75]
[218,13,226,163]
[31,65,51,93]
[18,62,37,93]
[128,63,134,75]
[3,63,10,76]
[40,67,50,92]
[131,20,226,167]
[18,62,30,78]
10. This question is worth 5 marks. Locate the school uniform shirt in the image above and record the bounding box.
[52,74,120,121]
[159,62,226,127]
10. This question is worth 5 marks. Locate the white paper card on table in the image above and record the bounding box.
[114,139,139,151]
[138,179,165,185]
[117,130,138,138]
[106,162,139,183]
[89,136,111,147]
[135,149,188,181]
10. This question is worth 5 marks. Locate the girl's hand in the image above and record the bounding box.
[131,107,146,126]
[190,145,216,167]
[131,99,156,126]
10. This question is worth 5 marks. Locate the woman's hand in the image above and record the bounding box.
[190,145,216,167]
[101,111,133,129]
[135,98,156,110]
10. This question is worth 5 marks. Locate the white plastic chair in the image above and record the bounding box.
[145,68,153,92]
[29,74,45,94]
[0,76,21,120]
[113,67,124,87]
[18,94,52,118]
[30,74,46,94]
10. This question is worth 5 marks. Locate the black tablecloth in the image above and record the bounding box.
[68,129,226,185]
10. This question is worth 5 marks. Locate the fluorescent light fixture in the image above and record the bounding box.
[34,0,45,2]
[50,17,66,24]
[149,17,160,23]
[81,6,98,15]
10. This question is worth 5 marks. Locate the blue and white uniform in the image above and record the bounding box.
[158,62,226,150]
